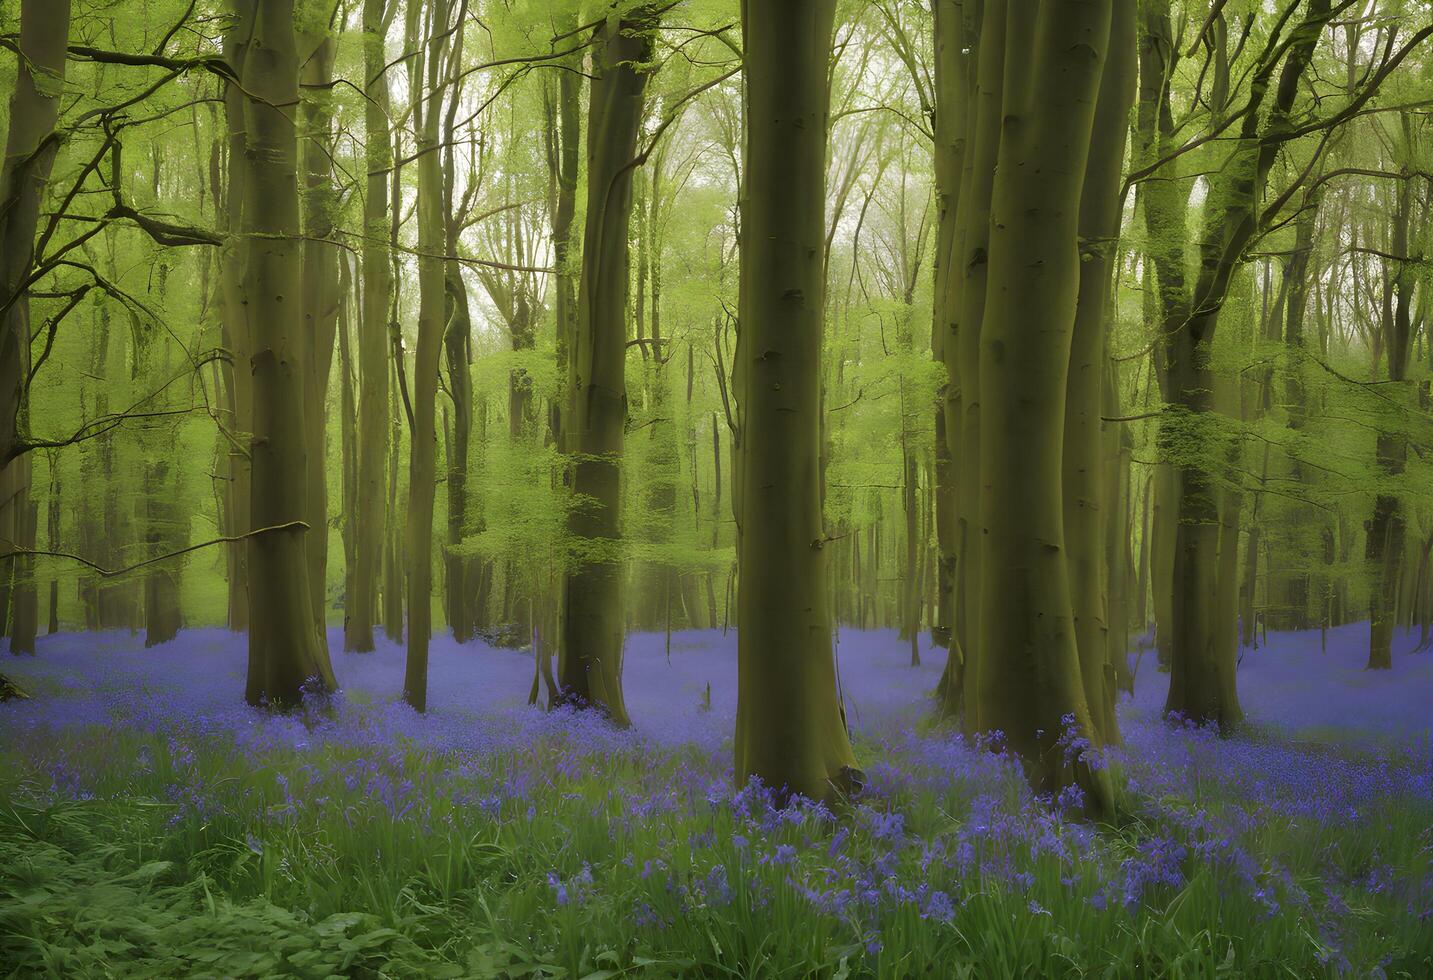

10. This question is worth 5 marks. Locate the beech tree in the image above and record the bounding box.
[0,0,72,657]
[346,0,395,653]
[733,0,860,802]
[557,7,657,725]
[239,0,335,706]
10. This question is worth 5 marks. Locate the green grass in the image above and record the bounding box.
[2,715,1431,978]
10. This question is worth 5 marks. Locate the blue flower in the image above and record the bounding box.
[547,871,569,906]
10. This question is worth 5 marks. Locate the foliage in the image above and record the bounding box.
[3,628,1433,977]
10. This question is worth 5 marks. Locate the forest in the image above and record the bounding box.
[1,0,1432,975]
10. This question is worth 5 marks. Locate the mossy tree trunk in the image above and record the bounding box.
[1133,0,1181,674]
[441,273,474,644]
[1273,195,1320,630]
[545,17,581,455]
[542,19,582,654]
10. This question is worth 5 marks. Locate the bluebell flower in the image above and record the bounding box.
[547,871,568,906]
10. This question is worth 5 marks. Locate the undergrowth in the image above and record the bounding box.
[2,711,1430,978]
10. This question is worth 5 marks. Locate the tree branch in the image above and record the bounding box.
[0,522,310,579]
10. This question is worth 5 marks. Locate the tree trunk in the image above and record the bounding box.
[1151,462,1177,669]
[975,0,1114,812]
[0,0,72,654]
[1134,0,1181,675]
[542,18,582,649]
[348,0,394,652]
[443,262,474,643]
[142,458,183,647]
[441,15,474,645]
[557,9,656,725]
[1134,468,1151,632]
[0,0,72,468]
[1212,373,1245,701]
[5,477,37,654]
[143,255,185,652]
[1367,431,1408,669]
[902,447,920,665]
[930,0,968,665]
[383,350,404,643]
[337,258,358,638]
[403,0,455,712]
[733,0,860,803]
[241,0,335,707]
[1063,0,1134,746]
[1239,454,1264,649]
[1240,258,1281,647]
[1104,358,1135,695]
[45,467,59,634]
[218,13,253,633]
[1164,345,1242,726]
[300,32,340,650]
[1367,156,1415,670]
[546,19,581,451]
[1151,0,1328,725]
[707,413,722,627]
[950,0,1005,729]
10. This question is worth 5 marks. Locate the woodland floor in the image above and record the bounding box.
[1,624,1430,977]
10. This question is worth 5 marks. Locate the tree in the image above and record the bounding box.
[1366,128,1419,670]
[216,7,255,634]
[930,0,969,666]
[0,0,72,655]
[974,0,1115,811]
[1151,0,1332,727]
[733,0,860,803]
[403,0,459,713]
[240,0,336,707]
[944,0,1005,728]
[347,0,395,653]
[1063,0,1137,746]
[557,7,658,725]
[299,21,341,652]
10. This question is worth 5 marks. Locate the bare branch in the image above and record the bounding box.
[0,522,311,579]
